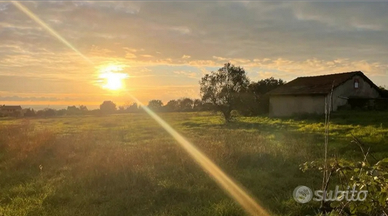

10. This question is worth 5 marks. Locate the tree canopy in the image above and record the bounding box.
[200,63,250,122]
[147,100,163,111]
[100,101,117,113]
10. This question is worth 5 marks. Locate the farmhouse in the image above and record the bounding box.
[268,71,382,117]
[0,105,23,117]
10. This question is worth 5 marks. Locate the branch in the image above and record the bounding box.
[351,134,378,163]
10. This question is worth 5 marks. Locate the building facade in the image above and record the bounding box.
[268,71,381,117]
[0,105,23,117]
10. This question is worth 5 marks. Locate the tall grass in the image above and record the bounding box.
[0,112,387,215]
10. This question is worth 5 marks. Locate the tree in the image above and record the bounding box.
[67,105,80,115]
[126,103,139,112]
[79,105,88,112]
[100,101,116,113]
[179,98,194,112]
[239,77,285,116]
[23,108,36,117]
[164,100,179,112]
[379,86,388,98]
[118,106,125,112]
[193,99,203,111]
[56,109,67,116]
[42,108,56,117]
[148,100,163,112]
[200,63,250,122]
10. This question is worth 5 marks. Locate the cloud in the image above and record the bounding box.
[170,26,191,35]
[1,1,388,104]
[3,2,388,63]
[292,2,388,31]
[141,54,153,58]
[173,70,199,79]
[0,95,66,102]
[125,52,137,59]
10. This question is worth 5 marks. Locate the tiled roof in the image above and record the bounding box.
[267,71,379,96]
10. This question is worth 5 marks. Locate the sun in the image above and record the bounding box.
[100,72,128,90]
[98,65,129,91]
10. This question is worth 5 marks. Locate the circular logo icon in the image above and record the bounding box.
[293,185,313,203]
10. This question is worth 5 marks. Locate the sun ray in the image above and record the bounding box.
[97,65,129,91]
[129,96,269,216]
[11,1,93,64]
[12,2,269,215]
[100,72,129,91]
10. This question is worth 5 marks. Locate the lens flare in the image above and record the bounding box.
[98,65,129,91]
[129,96,269,216]
[13,2,269,215]
[100,72,129,90]
[12,1,93,64]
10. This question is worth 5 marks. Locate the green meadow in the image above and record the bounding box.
[1,111,388,216]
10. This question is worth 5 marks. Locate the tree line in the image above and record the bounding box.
[20,63,283,120]
[199,62,284,121]
[145,63,284,121]
[21,98,212,117]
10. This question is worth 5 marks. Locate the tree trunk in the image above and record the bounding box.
[221,109,232,123]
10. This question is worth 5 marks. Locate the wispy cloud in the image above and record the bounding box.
[1,1,387,106]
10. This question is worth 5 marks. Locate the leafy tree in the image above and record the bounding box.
[56,109,67,116]
[164,98,195,112]
[200,63,249,122]
[126,103,139,112]
[35,110,44,117]
[179,98,194,112]
[164,100,179,112]
[67,106,78,111]
[40,108,56,117]
[23,108,36,117]
[118,106,125,112]
[79,105,88,112]
[148,100,163,112]
[193,99,203,111]
[100,101,116,113]
[250,77,285,96]
[67,105,80,115]
[89,109,102,116]
[379,86,388,98]
[239,77,285,116]
[66,105,88,115]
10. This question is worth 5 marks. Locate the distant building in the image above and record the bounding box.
[0,105,23,117]
[267,71,382,117]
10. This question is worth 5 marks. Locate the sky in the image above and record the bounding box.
[1,1,388,109]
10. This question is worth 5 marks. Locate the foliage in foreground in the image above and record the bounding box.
[302,156,388,215]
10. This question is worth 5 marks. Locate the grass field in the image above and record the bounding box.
[1,111,388,216]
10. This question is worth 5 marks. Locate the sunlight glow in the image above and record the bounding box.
[98,65,129,91]
[129,96,269,216]
[100,72,128,90]
[12,2,268,215]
